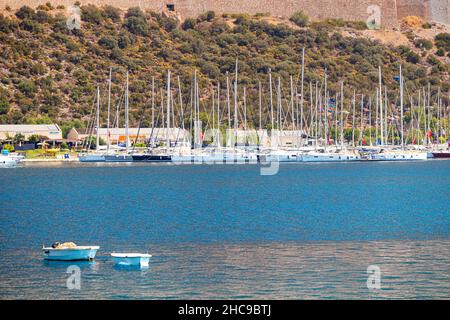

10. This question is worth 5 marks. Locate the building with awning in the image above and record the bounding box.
[67,127,190,144]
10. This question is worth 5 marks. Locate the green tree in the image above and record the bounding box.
[13,133,25,144]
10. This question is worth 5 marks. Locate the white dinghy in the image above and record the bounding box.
[111,253,152,267]
[42,242,99,261]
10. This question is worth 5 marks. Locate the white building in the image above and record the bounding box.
[67,127,190,144]
[0,124,62,141]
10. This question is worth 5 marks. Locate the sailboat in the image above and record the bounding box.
[368,65,427,161]
[79,86,106,162]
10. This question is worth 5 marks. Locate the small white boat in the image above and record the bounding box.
[111,253,152,267]
[42,243,99,261]
[0,154,18,167]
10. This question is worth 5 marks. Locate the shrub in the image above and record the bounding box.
[102,5,121,22]
[125,7,145,19]
[405,51,420,64]
[181,18,196,30]
[160,16,178,32]
[35,10,51,23]
[2,144,14,152]
[414,38,433,50]
[20,19,43,33]
[18,80,37,98]
[0,96,9,115]
[98,36,117,50]
[435,33,450,51]
[198,10,215,22]
[124,16,149,36]
[436,48,445,56]
[290,11,309,27]
[427,55,441,66]
[118,31,134,48]
[15,6,35,20]
[81,4,103,24]
[0,14,18,32]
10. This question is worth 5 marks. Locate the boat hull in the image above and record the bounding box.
[432,152,450,158]
[263,152,302,162]
[42,247,99,261]
[104,155,133,162]
[111,253,151,267]
[0,156,18,167]
[131,155,171,162]
[78,155,105,162]
[368,152,428,161]
[172,152,257,164]
[302,153,360,162]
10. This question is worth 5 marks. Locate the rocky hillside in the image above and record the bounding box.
[0,4,448,134]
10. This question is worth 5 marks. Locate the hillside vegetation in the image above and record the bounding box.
[0,4,449,134]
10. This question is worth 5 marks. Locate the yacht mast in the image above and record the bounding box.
[379,66,384,145]
[151,76,155,148]
[96,86,100,152]
[360,94,364,146]
[400,64,404,150]
[300,47,305,147]
[340,81,344,148]
[352,90,356,147]
[125,71,129,153]
[226,71,231,148]
[324,70,328,150]
[258,81,262,148]
[234,59,238,148]
[106,68,111,154]
[269,69,274,146]
[166,70,171,151]
[217,81,220,147]
[290,75,295,131]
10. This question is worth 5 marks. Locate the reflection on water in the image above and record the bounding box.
[0,240,449,299]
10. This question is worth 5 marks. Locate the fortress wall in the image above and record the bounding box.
[396,0,429,19]
[0,0,400,28]
[429,0,450,24]
[4,0,446,28]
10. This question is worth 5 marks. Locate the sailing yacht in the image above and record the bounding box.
[368,65,427,161]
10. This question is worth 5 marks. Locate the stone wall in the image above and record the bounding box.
[429,0,450,24]
[0,0,447,28]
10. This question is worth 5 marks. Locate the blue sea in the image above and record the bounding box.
[0,161,449,299]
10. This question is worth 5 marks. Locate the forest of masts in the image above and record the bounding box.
[87,48,449,150]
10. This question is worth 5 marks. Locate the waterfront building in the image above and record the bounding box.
[0,124,62,141]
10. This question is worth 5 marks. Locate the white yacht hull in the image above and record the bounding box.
[302,153,360,162]
[368,152,428,161]
[172,152,257,164]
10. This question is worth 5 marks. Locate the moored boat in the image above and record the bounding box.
[0,154,19,167]
[302,151,360,162]
[431,151,450,158]
[78,154,106,162]
[367,150,428,161]
[111,253,152,267]
[42,242,99,261]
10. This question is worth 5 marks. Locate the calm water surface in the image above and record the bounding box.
[0,161,449,299]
